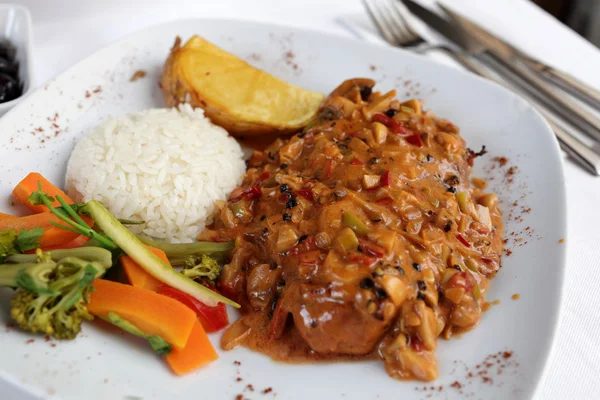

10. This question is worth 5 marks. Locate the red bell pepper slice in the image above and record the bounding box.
[456,234,471,248]
[373,113,410,135]
[297,189,314,202]
[158,285,229,333]
[230,185,261,202]
[405,134,423,147]
[350,158,365,166]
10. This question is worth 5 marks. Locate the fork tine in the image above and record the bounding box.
[372,0,407,45]
[384,0,424,47]
[362,0,397,45]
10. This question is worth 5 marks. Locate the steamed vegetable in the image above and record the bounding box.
[181,254,221,283]
[12,172,74,214]
[122,246,168,292]
[0,212,89,249]
[136,235,233,264]
[87,279,197,349]
[103,311,172,356]
[158,285,229,333]
[6,247,113,269]
[0,227,44,262]
[166,319,218,375]
[2,249,109,339]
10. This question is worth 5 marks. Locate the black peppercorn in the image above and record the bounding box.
[280,184,289,193]
[360,278,375,289]
[412,263,421,272]
[280,163,288,169]
[360,86,372,101]
[396,267,405,275]
[417,280,427,291]
[282,213,292,222]
[298,235,308,244]
[416,292,426,300]
[286,198,298,209]
[375,288,388,299]
[384,109,398,117]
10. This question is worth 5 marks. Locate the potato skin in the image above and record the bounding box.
[160,37,314,137]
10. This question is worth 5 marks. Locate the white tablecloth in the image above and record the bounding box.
[5,0,600,399]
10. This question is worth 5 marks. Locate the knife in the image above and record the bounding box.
[398,0,600,175]
[436,4,600,112]
[401,0,600,144]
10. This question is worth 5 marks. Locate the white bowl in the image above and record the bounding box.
[0,4,33,117]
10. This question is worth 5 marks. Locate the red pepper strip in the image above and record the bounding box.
[481,257,494,264]
[230,185,261,202]
[324,159,334,179]
[376,197,394,206]
[348,254,377,266]
[279,192,292,203]
[456,234,471,248]
[298,250,321,265]
[157,285,229,333]
[267,298,289,341]
[405,134,423,147]
[373,113,410,135]
[257,171,271,183]
[358,239,385,257]
[288,236,316,256]
[447,272,475,292]
[350,158,365,166]
[297,189,314,202]
[380,170,391,187]
[411,336,424,352]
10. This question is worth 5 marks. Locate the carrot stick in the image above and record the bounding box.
[41,235,90,251]
[122,246,167,292]
[12,172,73,214]
[88,279,196,350]
[0,212,93,248]
[166,319,218,375]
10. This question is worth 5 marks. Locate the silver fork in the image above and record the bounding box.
[362,0,600,176]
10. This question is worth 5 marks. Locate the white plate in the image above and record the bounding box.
[0,19,566,400]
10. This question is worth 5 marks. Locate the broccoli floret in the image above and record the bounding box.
[181,254,221,283]
[1,250,107,339]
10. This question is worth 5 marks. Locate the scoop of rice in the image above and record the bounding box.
[66,105,246,243]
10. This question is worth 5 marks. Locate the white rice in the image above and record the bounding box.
[65,104,246,243]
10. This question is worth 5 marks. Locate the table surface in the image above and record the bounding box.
[5,0,600,399]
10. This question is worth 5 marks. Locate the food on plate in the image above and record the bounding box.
[160,36,324,137]
[65,105,246,243]
[0,40,22,103]
[213,78,503,381]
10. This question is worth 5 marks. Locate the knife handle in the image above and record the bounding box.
[532,62,600,111]
[477,52,600,143]
[434,46,600,176]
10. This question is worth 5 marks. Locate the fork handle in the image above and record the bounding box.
[432,46,600,176]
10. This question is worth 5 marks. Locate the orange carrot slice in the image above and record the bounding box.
[0,212,93,248]
[88,279,196,350]
[12,173,73,214]
[166,319,218,375]
[41,235,90,251]
[122,246,167,292]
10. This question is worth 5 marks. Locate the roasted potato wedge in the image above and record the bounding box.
[161,36,324,137]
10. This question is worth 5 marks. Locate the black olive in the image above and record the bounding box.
[280,184,289,193]
[412,263,421,272]
[360,278,375,289]
[0,57,16,76]
[384,109,397,117]
[282,213,292,222]
[360,86,372,101]
[0,72,20,103]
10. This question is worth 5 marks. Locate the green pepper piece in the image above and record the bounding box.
[343,211,369,236]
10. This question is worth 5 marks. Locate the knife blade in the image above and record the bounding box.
[435,3,600,111]
[401,0,600,144]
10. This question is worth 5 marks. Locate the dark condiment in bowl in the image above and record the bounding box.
[0,40,21,103]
